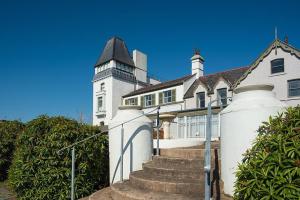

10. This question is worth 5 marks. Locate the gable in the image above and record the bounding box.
[183,67,249,99]
[234,39,300,88]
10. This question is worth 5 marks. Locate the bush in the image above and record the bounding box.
[9,115,108,200]
[234,107,300,199]
[0,120,24,181]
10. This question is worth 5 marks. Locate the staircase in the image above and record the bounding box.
[83,141,232,200]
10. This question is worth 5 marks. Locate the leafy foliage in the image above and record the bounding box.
[8,116,108,200]
[0,120,24,181]
[234,107,300,200]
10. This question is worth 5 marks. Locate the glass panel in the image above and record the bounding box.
[98,96,103,111]
[177,117,185,138]
[145,95,153,107]
[288,79,300,97]
[217,88,227,105]
[197,92,205,108]
[163,90,172,104]
[271,59,284,74]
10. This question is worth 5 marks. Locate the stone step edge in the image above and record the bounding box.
[111,181,200,200]
[130,171,202,185]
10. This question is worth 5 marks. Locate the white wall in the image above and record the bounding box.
[238,48,300,106]
[93,77,113,125]
[93,76,136,126]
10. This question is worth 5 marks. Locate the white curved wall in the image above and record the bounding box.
[109,107,153,184]
[220,85,286,196]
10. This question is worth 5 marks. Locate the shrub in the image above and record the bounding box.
[9,115,108,200]
[234,107,300,199]
[0,120,24,181]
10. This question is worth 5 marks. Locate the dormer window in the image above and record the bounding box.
[217,88,227,106]
[271,58,284,74]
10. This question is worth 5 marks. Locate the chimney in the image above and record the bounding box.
[133,50,147,71]
[191,49,204,78]
[133,50,148,82]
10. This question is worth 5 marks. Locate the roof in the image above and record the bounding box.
[95,37,135,67]
[234,39,300,88]
[123,74,194,98]
[184,66,249,99]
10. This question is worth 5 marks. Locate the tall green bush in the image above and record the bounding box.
[234,107,300,199]
[9,115,108,200]
[0,120,24,181]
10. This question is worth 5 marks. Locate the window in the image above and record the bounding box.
[125,97,138,105]
[159,89,176,104]
[271,58,284,74]
[144,94,155,107]
[163,90,172,103]
[197,92,205,108]
[116,62,134,74]
[100,83,105,91]
[288,79,300,97]
[217,88,227,106]
[97,96,104,111]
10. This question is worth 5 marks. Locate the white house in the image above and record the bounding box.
[93,37,300,140]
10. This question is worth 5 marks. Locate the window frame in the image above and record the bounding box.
[100,83,105,91]
[271,58,284,74]
[97,96,104,111]
[217,88,227,106]
[288,79,300,97]
[144,95,153,107]
[128,97,137,105]
[163,90,172,104]
[197,92,205,108]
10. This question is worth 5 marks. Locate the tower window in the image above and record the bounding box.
[100,83,105,91]
[98,96,104,111]
[288,79,300,97]
[271,58,284,74]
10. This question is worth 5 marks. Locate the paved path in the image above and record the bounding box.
[0,182,16,200]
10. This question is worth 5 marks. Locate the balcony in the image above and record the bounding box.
[96,109,106,116]
[93,68,136,83]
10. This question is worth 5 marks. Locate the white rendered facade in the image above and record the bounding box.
[93,38,300,134]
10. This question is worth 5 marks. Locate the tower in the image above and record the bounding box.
[92,37,148,125]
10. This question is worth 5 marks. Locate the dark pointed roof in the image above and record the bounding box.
[184,66,249,99]
[95,37,135,67]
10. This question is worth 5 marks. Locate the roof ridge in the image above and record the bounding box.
[202,66,249,78]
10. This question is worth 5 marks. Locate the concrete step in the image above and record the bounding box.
[143,161,202,179]
[111,181,199,200]
[152,156,203,169]
[160,148,219,159]
[86,187,113,200]
[129,170,203,196]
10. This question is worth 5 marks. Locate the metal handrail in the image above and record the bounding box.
[204,97,231,200]
[57,106,159,153]
[57,106,159,200]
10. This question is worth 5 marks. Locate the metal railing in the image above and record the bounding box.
[57,106,159,200]
[204,97,231,200]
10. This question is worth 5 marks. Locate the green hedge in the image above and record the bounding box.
[8,116,109,200]
[234,107,300,199]
[0,120,24,181]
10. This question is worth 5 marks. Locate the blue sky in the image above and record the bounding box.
[0,0,299,123]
